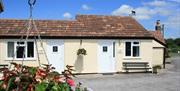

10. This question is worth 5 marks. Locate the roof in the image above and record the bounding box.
[150,30,166,44]
[0,15,165,45]
[0,0,3,13]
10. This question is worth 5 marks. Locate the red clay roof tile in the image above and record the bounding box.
[149,30,166,44]
[0,15,165,45]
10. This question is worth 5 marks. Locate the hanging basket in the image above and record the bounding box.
[77,48,87,56]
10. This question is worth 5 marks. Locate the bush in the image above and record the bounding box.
[152,65,162,74]
[0,62,76,91]
[153,65,162,69]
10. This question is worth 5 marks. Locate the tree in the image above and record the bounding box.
[174,38,180,47]
[165,38,180,53]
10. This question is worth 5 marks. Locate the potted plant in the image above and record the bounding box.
[77,48,87,56]
[152,65,162,74]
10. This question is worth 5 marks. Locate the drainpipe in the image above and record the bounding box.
[163,48,166,69]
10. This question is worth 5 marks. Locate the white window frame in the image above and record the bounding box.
[6,40,36,60]
[124,41,140,58]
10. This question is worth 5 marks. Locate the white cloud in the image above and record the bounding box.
[112,0,179,38]
[112,5,156,20]
[154,7,171,16]
[143,0,167,7]
[62,12,72,19]
[163,14,180,30]
[168,0,180,3]
[111,2,172,20]
[112,5,133,15]
[82,4,91,10]
[163,14,180,38]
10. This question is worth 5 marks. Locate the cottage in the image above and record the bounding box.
[0,15,166,73]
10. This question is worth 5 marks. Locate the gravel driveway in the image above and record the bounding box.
[74,55,180,91]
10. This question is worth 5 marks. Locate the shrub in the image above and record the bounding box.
[153,65,162,69]
[0,62,76,91]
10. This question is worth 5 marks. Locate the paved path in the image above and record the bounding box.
[74,56,180,91]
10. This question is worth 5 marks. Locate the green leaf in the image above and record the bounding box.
[0,80,3,85]
[75,87,81,91]
[35,82,48,91]
[28,67,37,76]
[22,82,30,91]
[58,83,70,91]
[46,81,55,90]
[0,81,5,91]
[51,85,59,91]
[6,77,16,91]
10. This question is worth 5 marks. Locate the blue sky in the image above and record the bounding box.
[0,0,180,39]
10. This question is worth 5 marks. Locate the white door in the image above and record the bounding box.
[47,40,64,73]
[98,40,115,73]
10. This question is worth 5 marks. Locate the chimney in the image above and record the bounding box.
[155,20,161,31]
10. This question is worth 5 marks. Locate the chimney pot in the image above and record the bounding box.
[155,20,161,31]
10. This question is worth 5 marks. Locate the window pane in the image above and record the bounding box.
[125,42,131,56]
[27,42,34,57]
[53,46,58,52]
[103,46,108,52]
[133,46,139,57]
[8,42,14,57]
[133,42,139,44]
[17,42,24,45]
[17,46,25,58]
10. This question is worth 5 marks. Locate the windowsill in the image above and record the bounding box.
[123,57,141,60]
[5,58,36,61]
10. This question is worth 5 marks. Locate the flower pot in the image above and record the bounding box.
[153,66,161,74]
[153,67,158,74]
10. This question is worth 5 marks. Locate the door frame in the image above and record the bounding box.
[97,40,116,73]
[46,39,64,73]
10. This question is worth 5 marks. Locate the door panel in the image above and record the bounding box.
[47,40,64,73]
[98,40,115,73]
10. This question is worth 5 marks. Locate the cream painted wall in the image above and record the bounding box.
[64,39,98,73]
[152,40,164,67]
[0,39,165,73]
[0,39,48,67]
[117,40,153,72]
[115,40,123,72]
[0,39,3,64]
[152,48,164,66]
[153,40,164,47]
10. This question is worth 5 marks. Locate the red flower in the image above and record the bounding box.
[67,78,75,86]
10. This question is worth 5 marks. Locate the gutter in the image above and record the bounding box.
[0,35,166,46]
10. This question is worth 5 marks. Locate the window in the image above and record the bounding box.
[125,41,140,57]
[53,46,58,52]
[133,42,139,57]
[125,42,131,56]
[7,41,35,59]
[103,46,108,52]
[7,42,14,57]
[113,42,115,57]
[27,42,34,57]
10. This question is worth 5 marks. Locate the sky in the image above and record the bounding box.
[0,0,180,39]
